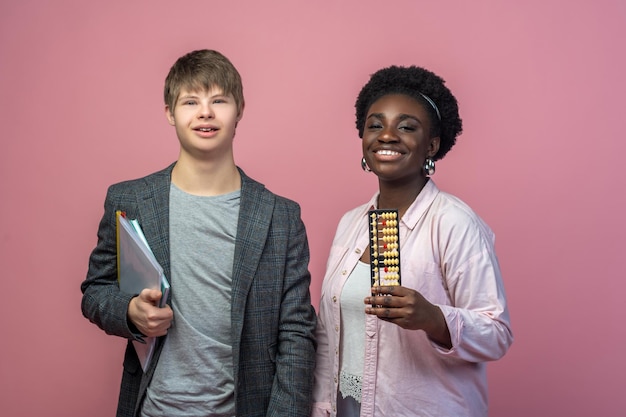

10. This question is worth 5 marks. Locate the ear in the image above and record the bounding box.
[236,100,245,122]
[428,137,441,158]
[165,105,175,126]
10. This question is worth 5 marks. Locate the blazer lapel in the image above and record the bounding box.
[137,164,174,288]
[231,170,274,323]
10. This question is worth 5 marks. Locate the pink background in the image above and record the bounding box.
[1,1,624,416]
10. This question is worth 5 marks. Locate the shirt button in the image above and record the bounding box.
[334,376,338,383]
[335,325,339,332]
[342,270,347,275]
[356,248,361,254]
[332,296,337,303]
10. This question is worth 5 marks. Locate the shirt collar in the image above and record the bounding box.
[364,179,441,230]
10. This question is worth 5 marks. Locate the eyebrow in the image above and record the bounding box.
[178,91,228,99]
[367,113,421,123]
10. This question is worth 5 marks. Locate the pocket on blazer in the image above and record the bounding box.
[122,342,141,375]
[267,342,277,363]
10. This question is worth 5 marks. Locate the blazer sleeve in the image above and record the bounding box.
[80,183,142,340]
[267,201,318,417]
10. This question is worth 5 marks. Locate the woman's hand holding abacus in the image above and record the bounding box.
[365,285,452,348]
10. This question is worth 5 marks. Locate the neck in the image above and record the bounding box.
[172,154,241,196]
[377,176,429,218]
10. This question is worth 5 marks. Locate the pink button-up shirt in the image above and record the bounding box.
[312,180,513,417]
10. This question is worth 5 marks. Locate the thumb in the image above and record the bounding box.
[139,288,162,303]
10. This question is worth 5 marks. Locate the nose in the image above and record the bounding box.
[198,103,214,119]
[379,127,398,142]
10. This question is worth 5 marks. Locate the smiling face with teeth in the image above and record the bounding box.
[362,93,440,187]
[166,86,243,161]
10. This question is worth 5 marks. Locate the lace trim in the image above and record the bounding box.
[339,371,362,403]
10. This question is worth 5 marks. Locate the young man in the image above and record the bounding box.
[81,49,317,417]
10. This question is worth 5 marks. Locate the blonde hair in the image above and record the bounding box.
[164,49,244,115]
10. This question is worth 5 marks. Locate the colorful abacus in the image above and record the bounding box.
[368,209,401,288]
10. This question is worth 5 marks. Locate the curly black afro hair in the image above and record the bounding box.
[355,65,463,161]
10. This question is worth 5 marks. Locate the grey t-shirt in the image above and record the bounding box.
[141,184,240,417]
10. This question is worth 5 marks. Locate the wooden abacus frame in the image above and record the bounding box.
[368,209,401,289]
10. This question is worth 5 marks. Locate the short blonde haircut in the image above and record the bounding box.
[164,49,244,115]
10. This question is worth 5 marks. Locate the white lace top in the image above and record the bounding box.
[339,261,370,402]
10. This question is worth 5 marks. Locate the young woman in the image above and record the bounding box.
[312,66,513,417]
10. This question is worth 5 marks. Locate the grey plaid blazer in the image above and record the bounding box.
[81,163,316,417]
